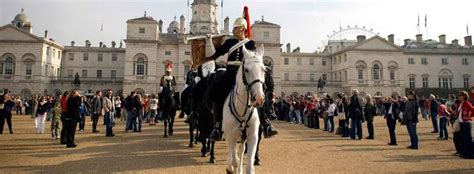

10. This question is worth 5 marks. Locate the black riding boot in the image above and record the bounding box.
[262,118,278,138]
[210,104,223,141]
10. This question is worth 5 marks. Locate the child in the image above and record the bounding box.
[51,102,61,139]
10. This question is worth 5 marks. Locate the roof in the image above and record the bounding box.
[126,16,158,24]
[12,9,31,24]
[252,20,281,28]
[0,24,64,49]
[330,35,402,55]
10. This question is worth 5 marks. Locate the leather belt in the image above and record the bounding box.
[227,61,242,66]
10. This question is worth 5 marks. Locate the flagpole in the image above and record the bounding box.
[425,14,428,39]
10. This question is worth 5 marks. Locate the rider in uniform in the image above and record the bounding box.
[207,17,278,141]
[159,63,177,103]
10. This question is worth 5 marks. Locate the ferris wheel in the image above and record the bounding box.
[317,25,380,52]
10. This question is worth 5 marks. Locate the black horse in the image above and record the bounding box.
[161,82,177,138]
[181,76,200,147]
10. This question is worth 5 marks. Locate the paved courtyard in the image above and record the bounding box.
[1,114,474,173]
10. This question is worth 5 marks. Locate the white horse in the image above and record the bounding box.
[223,45,266,174]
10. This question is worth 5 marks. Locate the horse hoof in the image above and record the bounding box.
[254,160,262,166]
[201,153,207,157]
[209,158,216,164]
[164,135,168,138]
[188,143,194,148]
[226,169,233,174]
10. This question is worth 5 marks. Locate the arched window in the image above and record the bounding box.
[136,58,145,76]
[372,64,380,80]
[5,58,15,76]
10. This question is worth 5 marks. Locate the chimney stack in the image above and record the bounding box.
[416,34,423,43]
[71,41,75,47]
[85,40,91,48]
[439,34,446,44]
[464,35,472,46]
[158,20,163,33]
[111,41,116,48]
[388,34,394,44]
[179,15,185,34]
[286,43,291,53]
[44,30,48,38]
[99,41,103,48]
[356,35,366,43]
[452,39,459,46]
[404,39,410,46]
[224,17,230,33]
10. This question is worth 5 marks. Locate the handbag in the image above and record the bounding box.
[452,119,461,132]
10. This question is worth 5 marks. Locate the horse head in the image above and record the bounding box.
[241,45,266,108]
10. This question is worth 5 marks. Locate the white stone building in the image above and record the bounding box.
[0,3,473,99]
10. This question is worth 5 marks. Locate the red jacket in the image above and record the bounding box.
[60,96,68,113]
[458,101,473,122]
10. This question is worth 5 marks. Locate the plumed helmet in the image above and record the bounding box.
[233,17,247,30]
[166,63,172,72]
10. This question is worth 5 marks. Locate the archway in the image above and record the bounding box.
[20,88,32,98]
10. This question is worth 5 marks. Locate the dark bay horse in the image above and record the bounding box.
[161,82,177,138]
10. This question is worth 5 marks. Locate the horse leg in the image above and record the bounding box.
[237,142,245,174]
[189,120,194,147]
[194,125,200,144]
[169,112,175,135]
[200,138,207,157]
[254,126,263,166]
[209,140,216,163]
[163,114,168,138]
[226,139,237,174]
[246,135,258,174]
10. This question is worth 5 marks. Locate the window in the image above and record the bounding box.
[439,78,452,89]
[58,51,61,59]
[98,53,103,62]
[462,58,469,65]
[96,70,102,78]
[309,58,315,65]
[372,64,380,80]
[389,70,395,81]
[112,53,117,61]
[422,78,428,88]
[284,73,289,81]
[421,58,428,65]
[165,51,171,56]
[310,73,315,81]
[69,53,74,61]
[322,59,326,66]
[297,73,302,80]
[284,58,289,65]
[442,58,448,65]
[139,27,145,33]
[409,78,415,89]
[322,74,327,81]
[67,69,73,78]
[45,65,48,76]
[408,58,414,64]
[52,49,55,58]
[136,58,145,75]
[25,63,32,78]
[297,58,302,65]
[358,69,363,81]
[464,77,470,89]
[344,54,347,62]
[4,58,15,76]
[46,47,50,56]
[111,70,116,79]
[184,51,191,56]
[83,53,89,61]
[82,70,88,78]
[263,31,270,39]
[183,65,190,76]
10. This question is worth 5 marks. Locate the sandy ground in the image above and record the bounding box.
[1,113,474,174]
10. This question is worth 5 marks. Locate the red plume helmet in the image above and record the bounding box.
[243,6,252,39]
[166,63,173,72]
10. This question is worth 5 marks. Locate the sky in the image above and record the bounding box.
[1,0,473,52]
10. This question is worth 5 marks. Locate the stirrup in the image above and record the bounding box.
[210,129,221,141]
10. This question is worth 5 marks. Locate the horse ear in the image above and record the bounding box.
[242,45,251,58]
[257,44,264,57]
